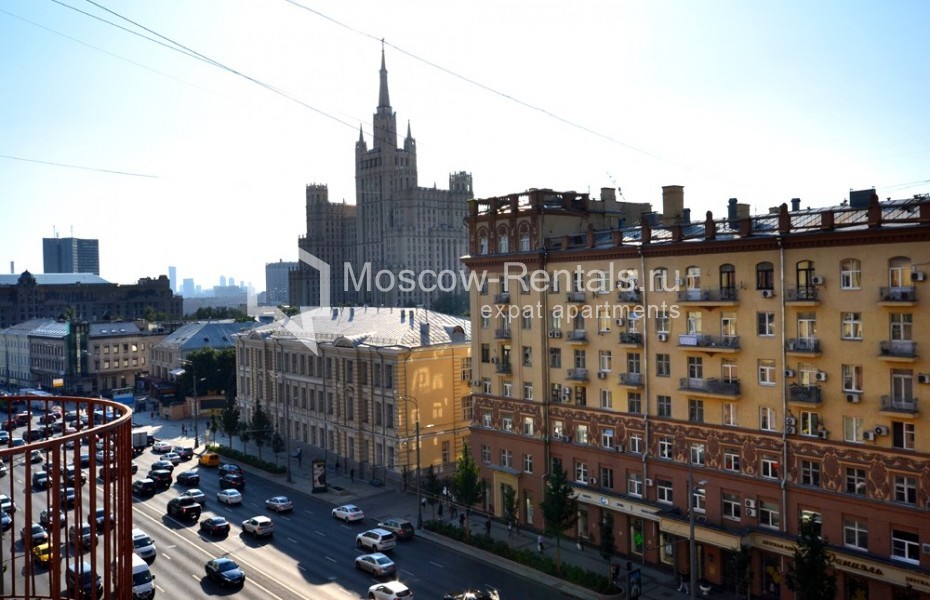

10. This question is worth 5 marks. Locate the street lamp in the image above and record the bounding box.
[178,359,200,449]
[688,469,708,600]
[395,392,422,529]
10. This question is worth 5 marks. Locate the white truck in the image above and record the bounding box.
[131,430,149,456]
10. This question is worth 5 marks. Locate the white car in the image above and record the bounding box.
[241,516,274,538]
[216,489,243,505]
[332,504,365,523]
[369,581,413,600]
[355,552,395,577]
[163,452,183,465]
[132,528,157,560]
[180,489,207,505]
[152,441,171,453]
[264,496,293,512]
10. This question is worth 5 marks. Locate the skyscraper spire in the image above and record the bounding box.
[378,42,390,109]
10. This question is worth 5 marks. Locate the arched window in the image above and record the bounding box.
[497,225,510,254]
[651,267,668,293]
[477,229,489,255]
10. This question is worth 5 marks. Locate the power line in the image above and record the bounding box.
[0,154,158,178]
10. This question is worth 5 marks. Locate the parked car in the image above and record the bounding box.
[356,528,396,553]
[369,581,414,600]
[199,516,231,537]
[180,489,207,506]
[217,489,243,505]
[241,516,274,538]
[132,478,156,498]
[332,504,365,523]
[377,518,415,541]
[355,552,396,577]
[219,473,245,490]
[198,452,220,467]
[205,557,245,588]
[264,496,293,512]
[132,528,157,560]
[176,470,200,486]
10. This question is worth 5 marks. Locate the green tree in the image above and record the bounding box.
[501,485,518,546]
[450,443,484,537]
[599,512,617,583]
[786,518,837,600]
[209,414,219,447]
[271,430,286,466]
[731,544,753,600]
[237,421,251,453]
[423,466,443,520]
[250,401,272,460]
[220,397,241,449]
[540,458,578,571]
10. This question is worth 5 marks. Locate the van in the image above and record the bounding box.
[65,560,103,599]
[130,553,156,599]
[198,452,220,467]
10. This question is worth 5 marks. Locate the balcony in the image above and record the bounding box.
[881,395,918,415]
[675,288,739,306]
[617,289,642,303]
[879,340,917,361]
[679,377,741,398]
[677,334,740,353]
[618,332,643,346]
[494,328,511,340]
[879,286,917,305]
[566,330,588,343]
[566,368,589,381]
[618,372,644,388]
[786,338,821,355]
[494,362,512,374]
[788,384,822,405]
[785,287,820,304]
[493,292,511,304]
[566,291,586,303]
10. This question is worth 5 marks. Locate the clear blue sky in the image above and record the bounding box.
[1,0,928,292]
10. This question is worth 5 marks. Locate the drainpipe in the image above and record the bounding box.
[639,246,650,567]
[778,237,789,534]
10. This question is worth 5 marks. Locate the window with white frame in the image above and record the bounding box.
[800,460,821,487]
[523,453,533,473]
[843,415,864,443]
[721,312,737,340]
[890,312,913,341]
[692,487,706,513]
[758,359,776,385]
[629,434,644,454]
[894,475,918,505]
[574,461,588,483]
[502,413,513,432]
[601,428,615,449]
[519,231,531,251]
[552,420,564,439]
[800,411,820,436]
[759,501,780,529]
[480,313,490,329]
[482,378,491,394]
[690,443,705,466]
[761,456,780,479]
[478,234,489,255]
[500,449,512,467]
[686,311,703,335]
[656,308,670,333]
[652,267,669,292]
[481,444,491,463]
[845,467,866,495]
[522,417,534,436]
[521,311,532,329]
[840,258,862,289]
[627,352,642,375]
[523,382,533,401]
[599,350,612,371]
[600,389,613,409]
[657,480,673,504]
[502,381,513,398]
[656,353,670,377]
[892,529,920,564]
[550,310,562,332]
[842,364,863,392]
[722,493,741,520]
[659,437,673,459]
[723,402,738,426]
[722,358,738,383]
[627,472,643,497]
[760,406,776,431]
[481,411,492,428]
[757,312,775,336]
[498,231,509,254]
[575,424,588,444]
[723,448,741,472]
[893,422,915,450]
[574,349,587,369]
[843,519,868,551]
[841,312,863,340]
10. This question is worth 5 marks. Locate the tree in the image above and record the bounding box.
[250,401,272,460]
[220,397,240,449]
[423,466,443,520]
[731,544,753,600]
[501,485,518,546]
[450,443,484,537]
[237,421,251,452]
[271,430,286,466]
[786,518,837,600]
[599,513,617,583]
[540,458,578,571]
[209,414,219,447]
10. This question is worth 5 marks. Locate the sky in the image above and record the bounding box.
[1,1,928,293]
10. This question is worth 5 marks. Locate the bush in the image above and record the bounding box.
[210,444,286,474]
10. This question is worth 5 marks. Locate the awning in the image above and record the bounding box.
[168,368,185,377]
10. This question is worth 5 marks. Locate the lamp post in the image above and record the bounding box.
[688,468,708,600]
[179,359,199,449]
[396,392,422,529]
[285,396,293,483]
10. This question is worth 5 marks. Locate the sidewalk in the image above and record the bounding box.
[136,410,695,599]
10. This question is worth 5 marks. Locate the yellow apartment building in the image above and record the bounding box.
[464,186,930,599]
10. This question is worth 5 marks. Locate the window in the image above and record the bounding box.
[627,472,643,497]
[478,234,489,255]
[761,456,780,479]
[893,475,917,505]
[659,437,673,459]
[575,424,588,444]
[723,448,741,472]
[500,449,512,468]
[686,311,702,335]
[845,467,866,495]
[800,510,822,537]
[651,267,669,293]
[601,428,615,449]
[549,348,561,368]
[523,382,533,401]
[600,389,612,409]
[519,231,530,252]
[629,434,643,454]
[522,346,532,367]
[723,402,738,426]
[844,416,865,443]
[840,259,862,289]
[628,393,642,414]
[657,395,671,418]
[626,353,641,375]
[482,378,491,394]
[502,381,513,398]
[842,364,863,392]
[756,359,775,386]
[688,356,703,380]
[552,420,564,439]
[692,487,706,513]
[574,461,588,483]
[843,519,868,550]
[688,399,704,423]
[498,230,509,253]
[598,350,612,372]
[657,480,673,504]
[841,312,863,340]
[523,453,533,473]
[690,443,705,466]
[522,417,534,436]
[760,407,776,431]
[756,262,774,290]
[481,445,491,463]
[550,309,562,331]
[893,422,915,450]
[655,308,670,334]
[501,413,513,432]
[521,312,532,329]
[600,466,614,490]
[723,493,741,520]
[892,529,920,564]
[656,354,670,377]
[721,312,737,340]
[574,349,586,370]
[799,411,820,436]
[481,344,490,363]
[759,501,780,529]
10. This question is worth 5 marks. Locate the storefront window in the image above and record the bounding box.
[629,517,644,555]
[845,576,868,600]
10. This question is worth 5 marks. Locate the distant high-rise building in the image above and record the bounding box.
[219,275,227,287]
[43,237,99,275]
[168,266,177,293]
[181,278,195,298]
[265,259,297,306]
[290,50,473,308]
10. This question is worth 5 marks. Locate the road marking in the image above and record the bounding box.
[429,560,444,568]
[286,537,298,544]
[314,530,325,536]
[326,556,337,563]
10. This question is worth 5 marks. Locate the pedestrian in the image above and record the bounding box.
[485,518,492,536]
[420,497,426,511]
[450,503,458,519]
[459,513,466,528]
[350,468,355,483]
[438,502,444,519]
[611,563,620,586]
[677,572,689,594]
[507,521,513,537]
[537,534,545,554]
[296,448,302,466]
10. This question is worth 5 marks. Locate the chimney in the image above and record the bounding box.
[600,187,616,202]
[681,208,691,224]
[661,185,684,225]
[727,198,738,229]
[849,188,876,209]
[791,198,801,212]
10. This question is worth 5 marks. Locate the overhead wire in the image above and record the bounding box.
[0,154,158,178]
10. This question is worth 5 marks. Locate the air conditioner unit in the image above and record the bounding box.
[548,331,556,338]
[552,331,562,339]
[745,498,756,509]
[745,508,757,517]
[471,380,481,387]
[784,369,796,378]
[676,277,686,286]
[786,426,797,435]
[912,272,926,282]
[862,431,876,442]
[918,374,930,384]
[490,357,499,364]
[597,371,608,380]
[657,333,669,342]
[645,478,654,487]
[818,430,829,439]
[815,371,827,382]
[844,393,860,403]
[615,318,625,326]
[785,416,797,427]
[811,275,825,285]
[615,445,624,453]
[695,515,707,524]
[874,425,889,436]
[589,477,598,486]
[761,290,775,298]
[562,388,572,398]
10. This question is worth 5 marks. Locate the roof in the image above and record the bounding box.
[241,306,470,349]
[0,318,58,336]
[29,321,71,338]
[88,322,143,337]
[0,273,110,286]
[159,321,258,352]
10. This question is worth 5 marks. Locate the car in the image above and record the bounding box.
[88,508,112,532]
[30,448,43,463]
[163,451,183,465]
[65,465,87,486]
[0,494,16,513]
[40,509,65,529]
[167,496,202,521]
[32,470,48,489]
[218,463,243,477]
[131,461,138,474]
[217,489,243,505]
[94,450,115,464]
[132,528,157,560]
[21,522,49,546]
[199,452,220,467]
[442,588,500,600]
[14,412,30,426]
[150,460,175,473]
[66,560,103,599]
[0,430,9,444]
[242,516,274,538]
[369,581,414,600]
[132,478,156,498]
[148,469,173,489]
[10,437,24,447]
[265,496,293,512]
[152,440,171,453]
[180,488,207,506]
[32,541,55,567]
[69,523,94,552]
[219,473,245,490]
[176,469,200,486]
[355,552,396,577]
[61,487,77,509]
[0,513,10,532]
[78,453,91,468]
[173,446,194,461]
[200,516,231,537]
[378,518,415,541]
[205,557,245,588]
[357,528,396,553]
[333,504,365,523]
